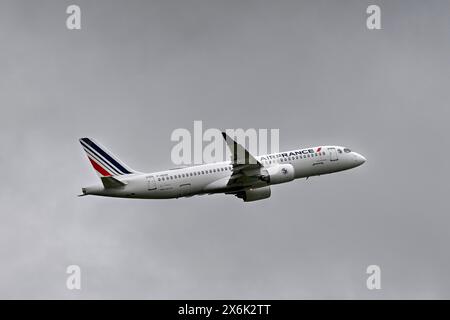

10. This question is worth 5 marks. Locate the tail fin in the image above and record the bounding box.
[79,137,136,177]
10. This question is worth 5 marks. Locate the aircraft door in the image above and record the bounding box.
[147,176,157,190]
[328,147,338,161]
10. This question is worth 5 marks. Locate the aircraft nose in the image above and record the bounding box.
[354,153,366,166]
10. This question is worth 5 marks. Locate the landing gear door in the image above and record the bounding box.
[178,183,191,197]
[328,147,338,161]
[147,176,157,190]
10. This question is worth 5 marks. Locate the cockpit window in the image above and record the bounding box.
[344,148,351,153]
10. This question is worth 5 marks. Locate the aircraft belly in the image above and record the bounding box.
[294,159,330,178]
[202,176,230,193]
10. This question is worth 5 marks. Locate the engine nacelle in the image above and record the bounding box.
[262,164,295,185]
[238,186,271,202]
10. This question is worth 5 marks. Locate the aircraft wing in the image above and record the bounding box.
[221,132,262,168]
[221,132,264,187]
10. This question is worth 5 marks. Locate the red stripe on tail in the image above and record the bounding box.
[88,157,112,176]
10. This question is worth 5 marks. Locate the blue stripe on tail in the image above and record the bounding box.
[81,142,121,175]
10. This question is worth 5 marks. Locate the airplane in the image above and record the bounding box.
[78,134,366,202]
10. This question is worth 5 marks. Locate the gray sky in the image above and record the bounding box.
[1,0,449,299]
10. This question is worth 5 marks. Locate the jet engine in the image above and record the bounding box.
[237,186,271,202]
[261,164,295,185]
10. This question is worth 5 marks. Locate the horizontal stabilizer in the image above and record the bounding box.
[101,176,127,188]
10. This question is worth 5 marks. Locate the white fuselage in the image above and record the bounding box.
[82,146,366,199]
